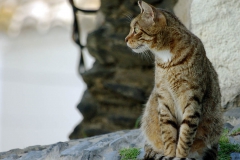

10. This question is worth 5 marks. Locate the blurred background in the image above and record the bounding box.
[0,0,100,152]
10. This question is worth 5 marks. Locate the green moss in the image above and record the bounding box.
[81,130,87,138]
[218,129,240,160]
[119,148,140,160]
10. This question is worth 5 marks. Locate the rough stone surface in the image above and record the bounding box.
[0,130,145,160]
[70,0,178,139]
[190,0,240,108]
[224,108,240,122]
[231,153,240,160]
[224,122,234,131]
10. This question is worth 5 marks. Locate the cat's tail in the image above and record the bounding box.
[202,143,218,160]
[154,156,195,160]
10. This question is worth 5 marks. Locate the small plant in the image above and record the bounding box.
[230,128,240,136]
[134,116,142,128]
[218,129,240,160]
[119,148,140,160]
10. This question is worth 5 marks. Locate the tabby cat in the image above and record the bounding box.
[125,1,223,160]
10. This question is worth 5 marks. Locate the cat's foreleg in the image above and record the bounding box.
[158,100,178,157]
[176,97,202,158]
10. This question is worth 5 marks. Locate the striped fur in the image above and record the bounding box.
[125,1,223,160]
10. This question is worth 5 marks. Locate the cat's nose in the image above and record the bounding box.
[125,37,128,43]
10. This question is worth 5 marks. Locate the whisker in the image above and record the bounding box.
[143,51,151,62]
[146,50,154,62]
[144,46,154,61]
[143,53,147,60]
[137,46,153,63]
[139,48,148,61]
[143,52,148,60]
[123,12,133,23]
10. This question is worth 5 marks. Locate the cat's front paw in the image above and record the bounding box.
[143,145,163,160]
[143,149,157,159]
[144,154,196,160]
[143,152,164,160]
[160,157,196,160]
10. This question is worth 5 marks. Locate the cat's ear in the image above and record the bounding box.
[138,0,143,13]
[138,1,154,24]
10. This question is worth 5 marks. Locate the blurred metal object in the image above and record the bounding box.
[0,0,73,36]
[69,0,99,74]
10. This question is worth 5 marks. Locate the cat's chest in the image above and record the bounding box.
[155,69,183,124]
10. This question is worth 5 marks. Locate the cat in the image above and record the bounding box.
[125,1,223,160]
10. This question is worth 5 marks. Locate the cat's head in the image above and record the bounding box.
[125,1,183,54]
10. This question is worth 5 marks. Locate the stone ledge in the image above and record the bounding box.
[0,129,144,160]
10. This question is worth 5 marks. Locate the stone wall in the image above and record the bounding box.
[190,0,240,109]
[69,0,178,139]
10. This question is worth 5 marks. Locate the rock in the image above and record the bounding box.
[81,62,115,87]
[103,83,146,102]
[108,115,137,128]
[223,108,240,125]
[77,90,98,120]
[229,135,240,145]
[224,95,240,110]
[69,123,112,139]
[60,141,92,157]
[229,124,240,135]
[137,148,145,160]
[103,151,120,160]
[0,129,144,160]
[224,108,240,119]
[224,122,234,131]
[231,153,240,160]
[190,0,240,108]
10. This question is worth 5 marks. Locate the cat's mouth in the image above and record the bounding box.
[134,45,144,49]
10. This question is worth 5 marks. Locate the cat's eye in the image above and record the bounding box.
[134,27,139,34]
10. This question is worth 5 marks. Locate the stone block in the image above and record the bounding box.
[190,0,240,108]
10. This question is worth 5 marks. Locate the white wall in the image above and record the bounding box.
[0,34,4,151]
[0,28,87,152]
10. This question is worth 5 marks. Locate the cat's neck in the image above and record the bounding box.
[152,28,199,68]
[151,49,172,63]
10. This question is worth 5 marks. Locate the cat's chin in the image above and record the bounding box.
[132,45,147,53]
